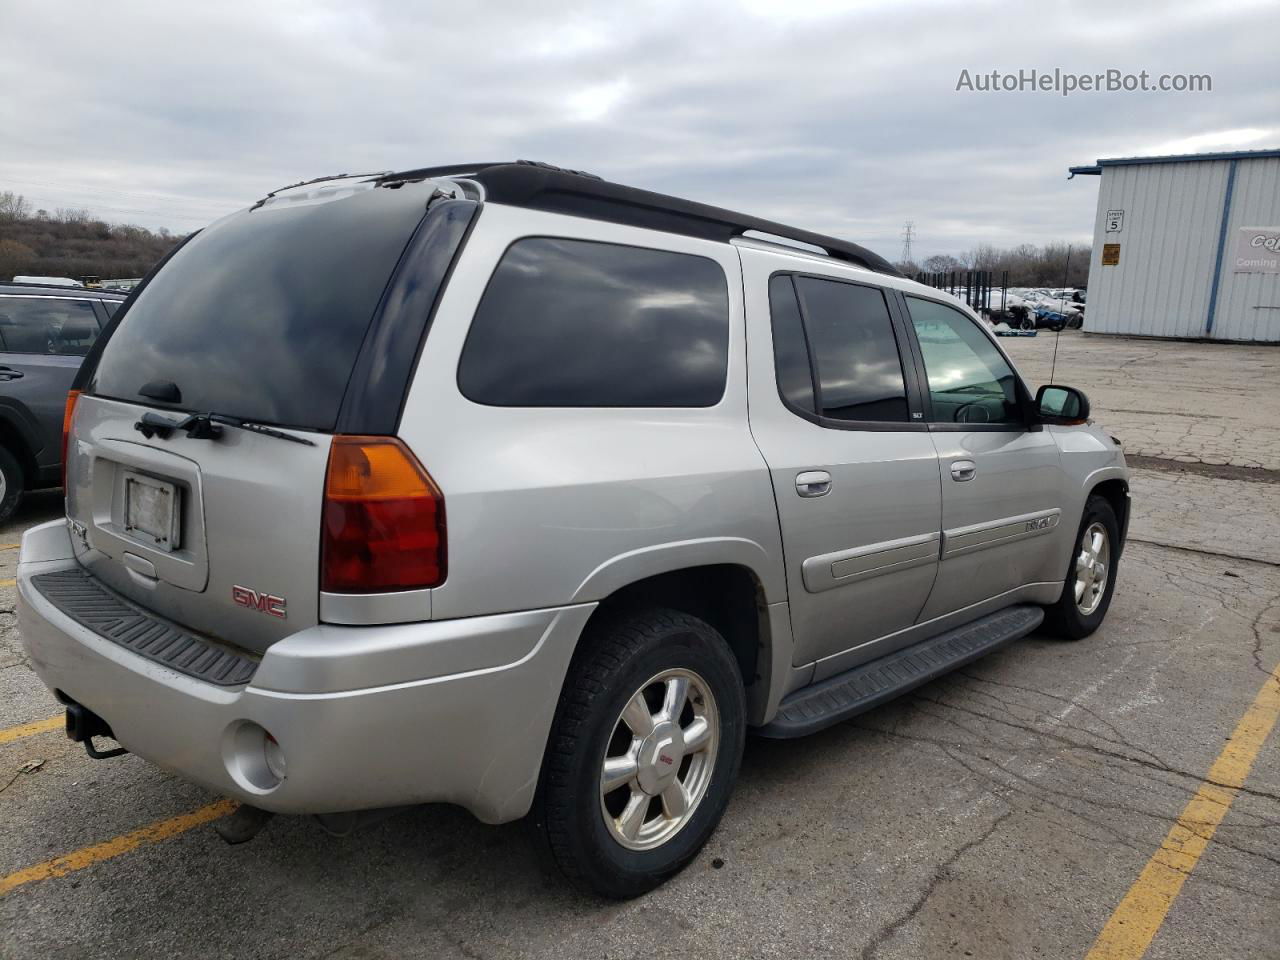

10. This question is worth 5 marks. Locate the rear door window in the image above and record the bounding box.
[458,237,729,407]
[768,275,817,416]
[792,277,909,423]
[0,297,100,356]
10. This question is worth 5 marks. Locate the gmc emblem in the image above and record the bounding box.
[232,585,287,619]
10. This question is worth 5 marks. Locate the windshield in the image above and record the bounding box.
[89,184,428,431]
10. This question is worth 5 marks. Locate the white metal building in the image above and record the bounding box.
[1069,148,1280,342]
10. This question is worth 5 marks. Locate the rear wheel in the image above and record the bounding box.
[531,607,745,898]
[1043,495,1120,640]
[0,446,24,523]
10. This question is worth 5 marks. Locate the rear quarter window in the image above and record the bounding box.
[457,237,730,407]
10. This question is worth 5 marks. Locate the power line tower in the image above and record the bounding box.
[900,221,915,265]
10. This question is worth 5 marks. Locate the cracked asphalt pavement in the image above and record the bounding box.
[2,333,1279,959]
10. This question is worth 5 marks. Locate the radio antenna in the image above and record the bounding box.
[1050,245,1071,384]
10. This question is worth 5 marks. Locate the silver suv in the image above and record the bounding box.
[18,162,1128,898]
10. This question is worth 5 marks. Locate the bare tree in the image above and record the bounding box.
[922,253,962,274]
[0,192,32,221]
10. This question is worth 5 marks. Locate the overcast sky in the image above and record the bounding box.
[2,0,1277,260]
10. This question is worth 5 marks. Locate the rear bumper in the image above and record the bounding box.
[17,520,594,823]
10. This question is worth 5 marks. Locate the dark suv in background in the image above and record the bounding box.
[0,282,125,519]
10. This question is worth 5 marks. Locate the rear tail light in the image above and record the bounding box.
[61,390,80,488]
[321,436,446,593]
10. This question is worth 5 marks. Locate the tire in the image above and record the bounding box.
[0,446,24,523]
[1043,495,1120,640]
[531,607,746,899]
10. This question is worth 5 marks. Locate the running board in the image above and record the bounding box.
[758,604,1044,739]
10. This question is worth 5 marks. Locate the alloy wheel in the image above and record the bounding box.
[1074,521,1110,615]
[599,668,720,851]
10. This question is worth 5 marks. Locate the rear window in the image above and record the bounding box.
[457,238,729,407]
[90,187,428,431]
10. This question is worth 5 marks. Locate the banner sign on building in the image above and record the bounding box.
[1234,227,1280,274]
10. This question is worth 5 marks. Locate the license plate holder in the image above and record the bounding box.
[122,471,181,552]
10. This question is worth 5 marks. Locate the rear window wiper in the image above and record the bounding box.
[134,411,316,446]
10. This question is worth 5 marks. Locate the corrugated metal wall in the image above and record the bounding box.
[1086,161,1228,338]
[1085,157,1280,342]
[1213,156,1280,342]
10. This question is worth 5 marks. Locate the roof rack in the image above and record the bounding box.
[374,160,901,277]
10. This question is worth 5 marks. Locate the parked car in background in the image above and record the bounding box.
[17,163,1128,898]
[11,276,83,288]
[0,282,125,519]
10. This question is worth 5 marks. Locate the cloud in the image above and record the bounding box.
[1,0,1276,259]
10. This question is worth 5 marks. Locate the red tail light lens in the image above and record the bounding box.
[321,436,446,593]
[61,390,80,488]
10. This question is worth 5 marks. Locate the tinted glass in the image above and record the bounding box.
[768,274,816,415]
[458,238,729,407]
[91,187,428,430]
[794,277,908,422]
[906,296,1021,424]
[102,301,120,319]
[0,297,99,356]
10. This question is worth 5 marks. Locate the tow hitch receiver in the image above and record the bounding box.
[63,701,129,760]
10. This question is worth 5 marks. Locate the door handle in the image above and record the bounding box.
[950,460,976,482]
[796,470,832,498]
[0,367,23,381]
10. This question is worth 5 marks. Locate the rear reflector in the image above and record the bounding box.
[321,436,446,593]
[61,390,80,488]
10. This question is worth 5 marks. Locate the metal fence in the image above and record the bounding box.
[913,270,1009,314]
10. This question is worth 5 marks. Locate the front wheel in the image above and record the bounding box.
[531,608,746,898]
[1043,495,1120,640]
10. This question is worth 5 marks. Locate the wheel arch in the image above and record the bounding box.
[1087,473,1130,556]
[0,410,39,490]
[574,560,783,726]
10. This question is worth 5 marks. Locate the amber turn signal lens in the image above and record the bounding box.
[321,436,446,593]
[61,390,80,488]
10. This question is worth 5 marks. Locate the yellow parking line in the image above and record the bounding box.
[0,799,237,896]
[1085,664,1280,960]
[0,578,15,588]
[0,543,18,550]
[0,716,63,745]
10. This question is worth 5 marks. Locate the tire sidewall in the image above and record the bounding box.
[547,615,745,897]
[1056,497,1120,639]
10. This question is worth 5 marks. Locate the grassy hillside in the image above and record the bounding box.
[0,192,183,283]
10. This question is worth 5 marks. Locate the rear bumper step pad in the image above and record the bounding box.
[758,604,1044,738]
[30,569,258,686]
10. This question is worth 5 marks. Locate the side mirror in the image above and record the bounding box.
[1036,384,1090,424]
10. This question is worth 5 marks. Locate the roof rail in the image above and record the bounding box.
[373,161,901,278]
